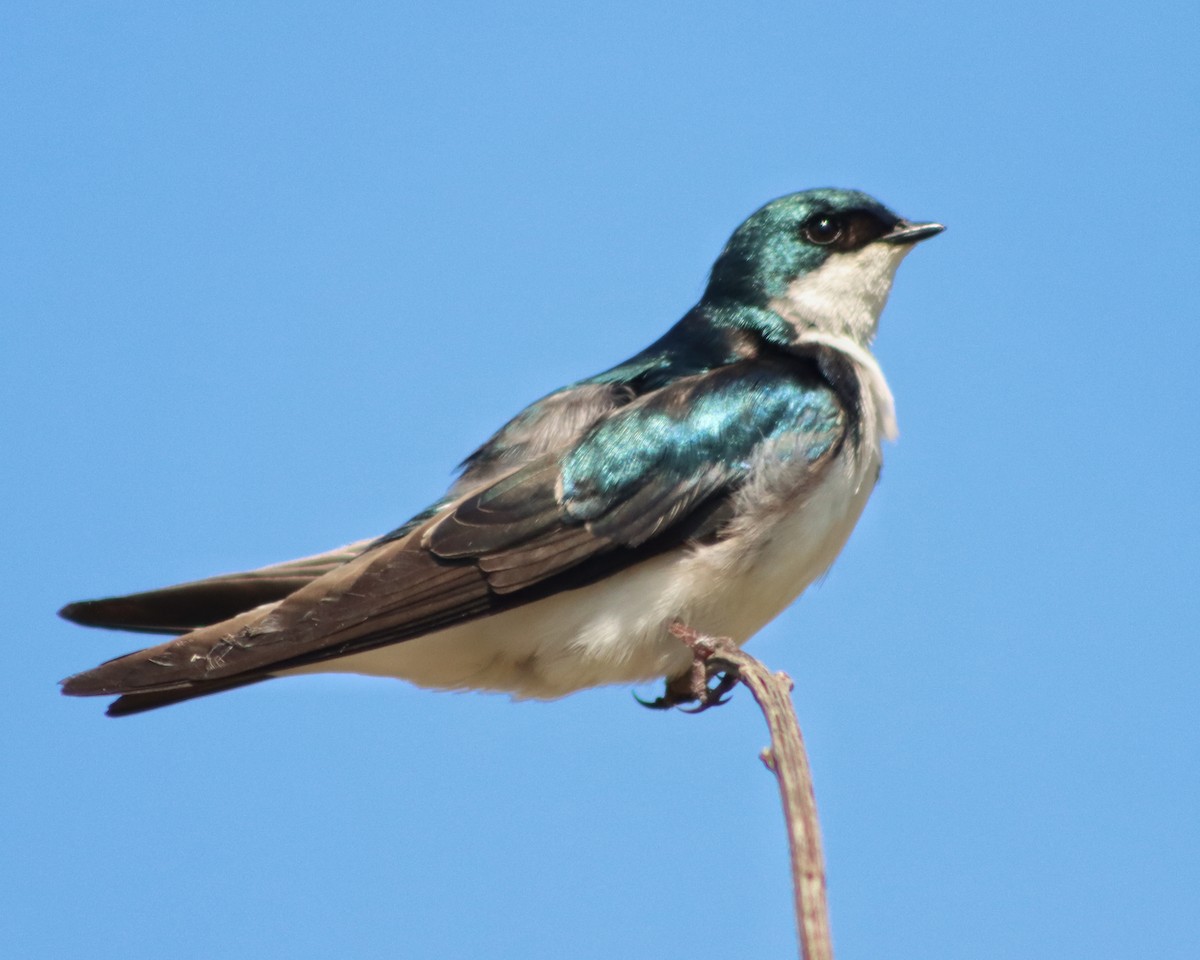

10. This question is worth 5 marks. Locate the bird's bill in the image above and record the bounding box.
[879,220,945,244]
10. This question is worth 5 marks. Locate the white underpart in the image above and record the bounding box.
[284,243,910,698]
[769,241,915,442]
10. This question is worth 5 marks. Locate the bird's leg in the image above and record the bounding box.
[634,622,741,712]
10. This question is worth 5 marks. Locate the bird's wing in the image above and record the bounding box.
[62,380,642,635]
[451,381,636,490]
[60,323,708,634]
[62,358,846,713]
[59,539,377,635]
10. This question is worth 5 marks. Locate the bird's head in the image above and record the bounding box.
[704,188,943,345]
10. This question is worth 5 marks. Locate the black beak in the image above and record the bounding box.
[879,220,945,244]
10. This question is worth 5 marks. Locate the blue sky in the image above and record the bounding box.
[3,2,1198,957]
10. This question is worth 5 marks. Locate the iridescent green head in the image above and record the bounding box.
[704,188,943,343]
[705,188,940,304]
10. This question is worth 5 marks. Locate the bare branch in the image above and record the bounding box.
[669,622,834,960]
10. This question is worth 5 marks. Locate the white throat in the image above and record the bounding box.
[771,242,912,345]
[768,242,912,443]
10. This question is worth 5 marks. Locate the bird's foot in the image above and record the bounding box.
[634,622,741,712]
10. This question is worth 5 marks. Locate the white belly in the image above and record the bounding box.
[283,446,880,698]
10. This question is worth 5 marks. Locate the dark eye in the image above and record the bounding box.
[803,215,844,246]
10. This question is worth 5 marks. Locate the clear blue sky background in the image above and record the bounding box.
[3,2,1197,958]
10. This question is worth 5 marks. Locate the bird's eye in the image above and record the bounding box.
[803,216,844,246]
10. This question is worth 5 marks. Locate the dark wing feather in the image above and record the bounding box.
[62,357,847,713]
[107,676,272,717]
[59,539,375,635]
[430,461,564,557]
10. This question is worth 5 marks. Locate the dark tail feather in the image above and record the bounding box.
[101,675,271,717]
[59,538,377,635]
[59,578,312,635]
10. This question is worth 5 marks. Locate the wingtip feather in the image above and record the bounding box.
[58,600,94,624]
[102,676,270,717]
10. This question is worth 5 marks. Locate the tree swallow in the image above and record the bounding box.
[60,188,943,716]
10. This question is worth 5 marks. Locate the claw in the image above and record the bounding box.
[677,667,738,712]
[632,690,678,710]
[637,625,742,713]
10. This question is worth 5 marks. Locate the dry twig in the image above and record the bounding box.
[668,622,834,960]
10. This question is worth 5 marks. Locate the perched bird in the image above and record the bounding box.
[60,188,942,716]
